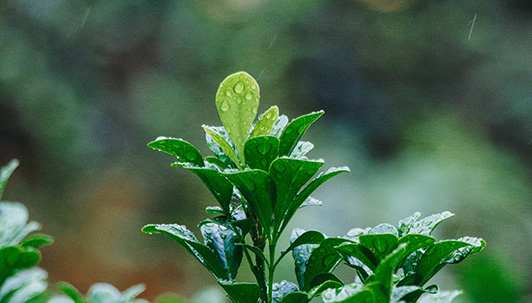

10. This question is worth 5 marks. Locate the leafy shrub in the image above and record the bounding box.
[143,72,485,303]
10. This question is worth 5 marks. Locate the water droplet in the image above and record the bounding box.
[220,101,230,112]
[225,90,232,97]
[252,108,257,114]
[185,151,197,161]
[298,252,305,257]
[322,291,333,300]
[256,143,272,155]
[220,234,227,239]
[272,284,279,291]
[266,112,272,119]
[237,97,242,104]
[245,92,253,100]
[234,82,244,93]
[205,228,213,234]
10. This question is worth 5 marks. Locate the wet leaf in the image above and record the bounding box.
[217,280,260,303]
[320,282,372,303]
[308,278,344,300]
[200,222,243,280]
[398,212,454,237]
[237,243,269,267]
[279,111,324,157]
[0,159,19,200]
[359,234,399,263]
[417,290,462,303]
[391,285,438,303]
[142,224,227,279]
[336,243,378,272]
[204,126,241,169]
[216,72,260,164]
[277,230,326,266]
[244,136,279,171]
[281,291,308,303]
[271,115,289,138]
[222,170,275,237]
[272,280,299,302]
[304,237,350,291]
[148,137,204,167]
[290,141,314,159]
[250,106,279,138]
[206,156,230,170]
[270,158,323,230]
[371,244,408,302]
[291,229,318,289]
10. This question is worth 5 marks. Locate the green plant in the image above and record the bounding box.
[0,160,53,303]
[50,282,148,303]
[143,72,485,303]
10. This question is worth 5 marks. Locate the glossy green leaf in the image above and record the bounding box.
[0,159,19,200]
[237,243,269,267]
[304,237,350,291]
[222,170,275,237]
[178,166,233,215]
[415,240,475,286]
[281,166,349,232]
[270,158,324,231]
[216,72,260,163]
[279,111,324,156]
[336,243,378,273]
[291,229,318,289]
[148,137,204,167]
[217,280,260,303]
[277,230,326,267]
[397,234,436,262]
[250,106,279,138]
[244,136,279,171]
[271,115,289,138]
[206,156,230,170]
[372,244,408,302]
[142,224,227,279]
[204,126,236,169]
[204,126,242,169]
[359,234,399,263]
[397,212,454,237]
[281,292,308,303]
[200,222,243,280]
[272,280,299,303]
[0,267,48,303]
[417,290,462,303]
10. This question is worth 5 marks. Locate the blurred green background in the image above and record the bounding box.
[1,0,531,302]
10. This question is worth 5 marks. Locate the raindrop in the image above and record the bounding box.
[220,234,227,239]
[245,92,253,100]
[256,143,272,155]
[322,291,333,300]
[225,90,232,97]
[266,112,272,119]
[185,151,197,161]
[220,101,230,112]
[298,252,305,257]
[237,97,242,105]
[272,284,279,291]
[234,82,244,93]
[252,108,257,114]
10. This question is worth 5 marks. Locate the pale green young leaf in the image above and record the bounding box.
[250,106,279,138]
[203,126,242,169]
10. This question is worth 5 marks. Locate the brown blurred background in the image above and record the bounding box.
[1,1,532,302]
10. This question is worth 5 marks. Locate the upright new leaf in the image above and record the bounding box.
[279,111,324,156]
[147,137,204,167]
[216,72,260,164]
[250,106,279,138]
[0,159,19,200]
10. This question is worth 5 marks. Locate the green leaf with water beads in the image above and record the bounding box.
[250,106,279,138]
[142,224,227,280]
[358,234,399,263]
[217,280,260,303]
[391,285,438,303]
[0,159,19,200]
[222,170,275,237]
[216,72,260,165]
[303,238,350,291]
[397,212,454,237]
[272,281,299,302]
[244,136,279,171]
[336,243,379,272]
[279,111,324,157]
[281,292,308,303]
[276,230,326,267]
[417,290,462,303]
[320,282,373,303]
[370,244,408,302]
[291,229,318,290]
[147,137,204,167]
[204,126,242,169]
[200,222,243,280]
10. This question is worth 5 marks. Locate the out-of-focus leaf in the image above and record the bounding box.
[304,238,350,291]
[0,202,41,248]
[58,282,86,303]
[200,222,243,280]
[397,212,454,237]
[250,106,279,138]
[215,72,260,164]
[20,234,54,249]
[222,170,274,237]
[142,224,227,279]
[217,280,260,303]
[0,246,41,283]
[204,126,242,169]
[272,280,299,303]
[148,137,204,167]
[0,159,19,200]
[0,267,47,303]
[244,136,279,171]
[417,290,462,303]
[279,111,324,157]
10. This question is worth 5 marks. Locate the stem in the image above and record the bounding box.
[267,243,276,303]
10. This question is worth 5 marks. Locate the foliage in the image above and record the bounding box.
[49,282,148,303]
[0,160,53,303]
[143,72,484,303]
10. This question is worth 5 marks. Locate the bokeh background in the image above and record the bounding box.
[1,0,531,302]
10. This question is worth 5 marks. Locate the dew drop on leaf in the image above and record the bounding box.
[226,90,232,97]
[221,101,230,112]
[234,82,244,93]
[245,92,253,100]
